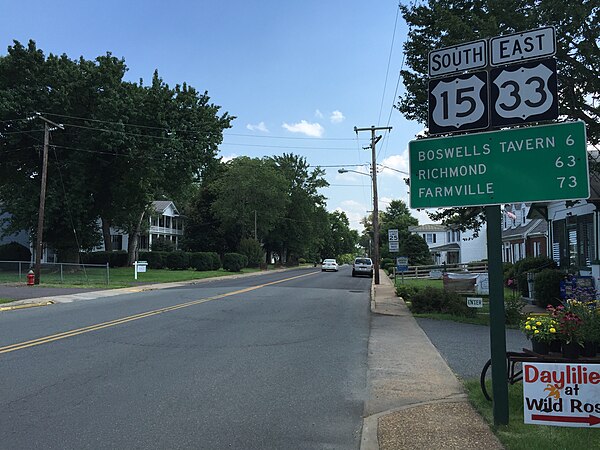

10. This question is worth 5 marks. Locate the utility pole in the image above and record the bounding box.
[354,125,392,285]
[33,114,64,285]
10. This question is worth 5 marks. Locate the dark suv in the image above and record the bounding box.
[352,257,373,277]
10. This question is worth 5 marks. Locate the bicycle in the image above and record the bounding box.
[480,351,525,401]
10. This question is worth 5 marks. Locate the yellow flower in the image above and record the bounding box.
[525,325,531,330]
[536,321,542,326]
[532,326,537,330]
[550,328,556,333]
[534,330,540,334]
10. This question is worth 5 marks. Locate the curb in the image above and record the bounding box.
[0,300,54,312]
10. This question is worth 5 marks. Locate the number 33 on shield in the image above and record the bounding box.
[428,71,489,135]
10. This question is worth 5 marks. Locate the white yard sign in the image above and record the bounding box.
[523,362,600,427]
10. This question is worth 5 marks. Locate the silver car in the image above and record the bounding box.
[352,257,373,277]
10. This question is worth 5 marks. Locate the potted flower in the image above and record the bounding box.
[548,303,584,358]
[520,314,559,355]
[577,300,600,357]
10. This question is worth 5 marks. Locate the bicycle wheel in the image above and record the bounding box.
[480,358,493,401]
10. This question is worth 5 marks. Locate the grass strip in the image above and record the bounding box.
[464,380,599,449]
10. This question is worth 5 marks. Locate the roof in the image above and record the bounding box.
[502,219,548,240]
[408,224,447,232]
[428,243,460,252]
[152,200,179,215]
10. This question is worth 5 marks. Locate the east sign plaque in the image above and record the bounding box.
[409,121,589,209]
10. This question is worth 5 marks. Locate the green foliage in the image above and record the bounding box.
[238,238,263,268]
[139,251,167,269]
[337,253,355,265]
[165,251,189,270]
[151,237,175,252]
[0,40,233,263]
[223,253,248,272]
[410,287,475,317]
[189,252,215,271]
[505,296,526,326]
[298,258,307,264]
[81,251,128,267]
[0,242,31,261]
[400,233,433,266]
[534,269,565,307]
[514,256,558,296]
[396,284,420,302]
[319,210,359,261]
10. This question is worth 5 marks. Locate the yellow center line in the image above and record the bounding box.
[0,270,319,355]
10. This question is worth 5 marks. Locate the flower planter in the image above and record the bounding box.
[549,340,562,353]
[582,341,598,357]
[532,340,549,355]
[562,342,582,359]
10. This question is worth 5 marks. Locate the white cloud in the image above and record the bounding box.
[246,121,269,133]
[221,154,238,163]
[315,109,324,119]
[335,200,369,231]
[380,153,410,179]
[282,120,324,137]
[330,110,345,124]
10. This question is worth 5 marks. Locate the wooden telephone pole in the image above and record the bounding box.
[33,114,64,284]
[354,126,392,285]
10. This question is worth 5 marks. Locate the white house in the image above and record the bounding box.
[408,223,487,264]
[98,200,184,252]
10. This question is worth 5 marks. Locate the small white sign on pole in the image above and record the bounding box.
[466,297,483,308]
[134,260,148,280]
[523,362,600,427]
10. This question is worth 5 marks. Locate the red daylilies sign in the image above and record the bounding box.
[523,362,600,427]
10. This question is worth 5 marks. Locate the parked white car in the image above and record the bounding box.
[321,259,339,272]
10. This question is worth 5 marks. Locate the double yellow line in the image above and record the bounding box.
[0,270,318,355]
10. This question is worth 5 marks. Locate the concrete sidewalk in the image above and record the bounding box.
[361,270,504,450]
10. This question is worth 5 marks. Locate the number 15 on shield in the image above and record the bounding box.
[428,71,489,135]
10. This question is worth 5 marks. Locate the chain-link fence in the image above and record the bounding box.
[0,261,110,285]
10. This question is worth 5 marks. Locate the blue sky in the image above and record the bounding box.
[1,0,428,230]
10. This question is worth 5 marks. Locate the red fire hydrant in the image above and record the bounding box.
[27,270,35,286]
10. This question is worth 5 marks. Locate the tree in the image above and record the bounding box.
[0,40,233,263]
[320,211,359,260]
[263,154,329,264]
[397,1,600,231]
[379,199,419,260]
[210,156,290,252]
[400,234,433,266]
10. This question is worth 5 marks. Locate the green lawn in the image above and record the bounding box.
[464,380,599,449]
[0,266,266,293]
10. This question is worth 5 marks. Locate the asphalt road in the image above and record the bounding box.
[0,266,371,449]
[416,318,530,380]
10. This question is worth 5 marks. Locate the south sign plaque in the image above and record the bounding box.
[409,121,589,209]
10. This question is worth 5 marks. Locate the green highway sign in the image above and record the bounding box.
[409,121,589,208]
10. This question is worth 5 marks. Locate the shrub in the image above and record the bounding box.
[298,258,307,264]
[165,251,189,270]
[209,252,221,270]
[505,296,526,326]
[140,251,167,269]
[396,284,419,302]
[223,252,248,272]
[190,252,214,271]
[81,251,128,267]
[409,287,475,317]
[238,238,263,268]
[0,242,31,261]
[533,269,565,307]
[151,237,175,252]
[513,256,557,296]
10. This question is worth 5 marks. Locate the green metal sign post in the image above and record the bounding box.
[409,121,589,209]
